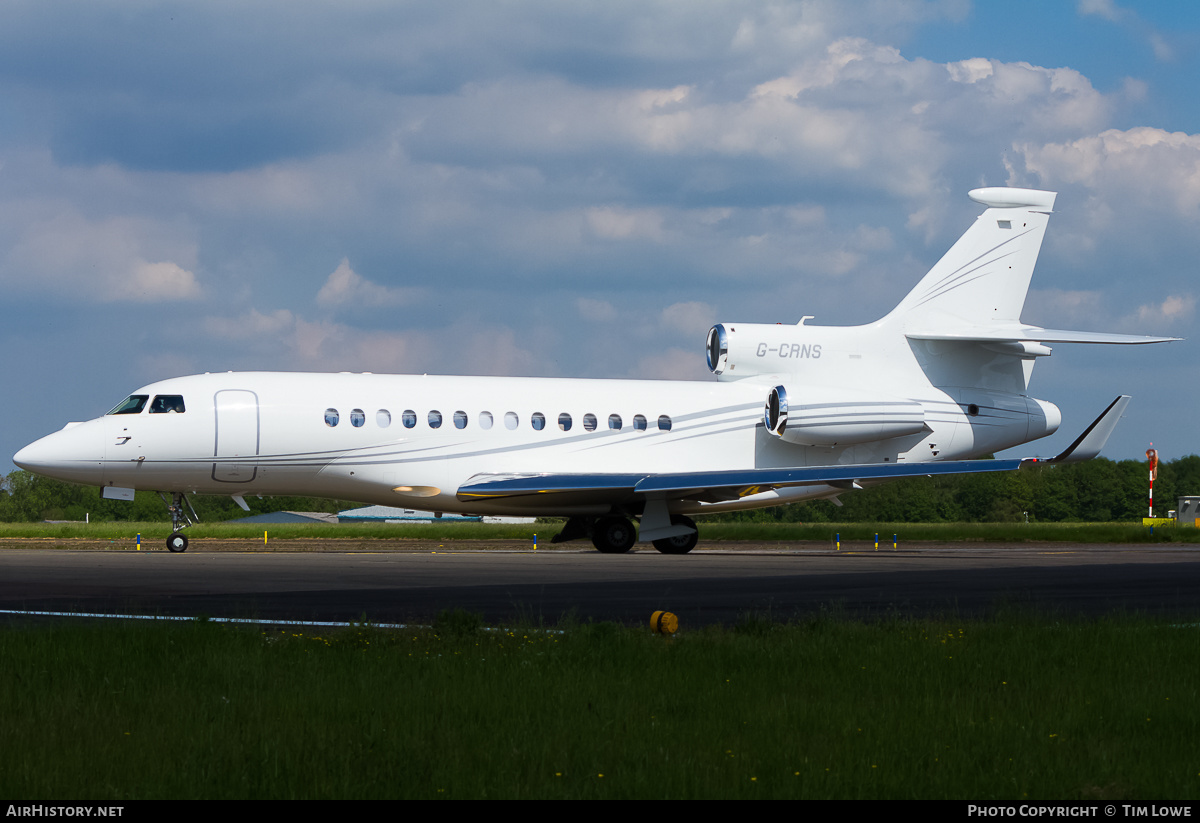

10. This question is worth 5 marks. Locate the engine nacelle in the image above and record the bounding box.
[763,384,927,447]
[707,323,825,378]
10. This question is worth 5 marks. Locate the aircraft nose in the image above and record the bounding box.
[13,423,105,485]
[13,438,60,473]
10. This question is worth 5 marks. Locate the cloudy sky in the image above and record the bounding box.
[3,0,1197,469]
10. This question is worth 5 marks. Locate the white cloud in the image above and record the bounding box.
[1076,0,1174,62]
[201,306,542,376]
[660,301,715,335]
[585,207,666,241]
[1132,294,1195,327]
[946,57,993,85]
[576,298,617,322]
[1077,0,1124,23]
[316,258,422,308]
[3,207,201,302]
[130,261,201,302]
[1019,127,1200,216]
[628,347,710,381]
[1022,288,1105,328]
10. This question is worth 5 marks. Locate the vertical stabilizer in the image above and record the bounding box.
[888,187,1056,333]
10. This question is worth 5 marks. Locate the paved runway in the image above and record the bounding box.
[3,544,1200,626]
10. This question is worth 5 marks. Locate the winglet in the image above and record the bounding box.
[1024,395,1130,466]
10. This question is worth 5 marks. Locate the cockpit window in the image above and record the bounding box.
[150,395,186,414]
[108,395,149,415]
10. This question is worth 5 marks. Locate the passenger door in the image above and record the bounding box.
[212,390,259,483]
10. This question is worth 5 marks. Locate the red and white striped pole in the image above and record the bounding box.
[1147,447,1159,518]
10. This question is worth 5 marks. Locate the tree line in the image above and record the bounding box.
[2,455,1198,524]
[709,454,1200,523]
[0,470,350,523]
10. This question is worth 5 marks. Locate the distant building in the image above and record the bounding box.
[226,511,339,525]
[1178,497,1200,527]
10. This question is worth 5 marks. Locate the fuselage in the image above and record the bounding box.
[13,369,1059,517]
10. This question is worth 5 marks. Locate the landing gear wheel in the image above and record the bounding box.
[652,515,698,554]
[592,516,636,554]
[167,532,189,553]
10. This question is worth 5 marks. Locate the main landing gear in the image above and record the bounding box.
[591,515,637,554]
[553,513,700,554]
[159,491,198,553]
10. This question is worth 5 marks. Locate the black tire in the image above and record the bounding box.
[167,532,189,553]
[652,515,698,554]
[591,516,636,554]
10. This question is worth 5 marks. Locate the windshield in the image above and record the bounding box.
[107,395,149,415]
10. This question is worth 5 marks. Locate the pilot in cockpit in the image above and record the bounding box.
[150,395,186,414]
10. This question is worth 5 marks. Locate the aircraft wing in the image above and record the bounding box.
[457,458,1023,507]
[457,395,1131,506]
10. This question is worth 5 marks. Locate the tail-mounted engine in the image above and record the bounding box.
[707,323,825,379]
[763,384,927,447]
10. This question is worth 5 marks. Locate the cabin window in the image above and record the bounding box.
[608,414,622,430]
[504,411,519,430]
[453,410,468,429]
[325,408,340,427]
[377,409,391,428]
[583,413,597,432]
[633,414,647,431]
[150,395,186,414]
[531,412,546,431]
[350,409,366,428]
[558,413,572,432]
[108,395,149,415]
[428,410,443,429]
[658,415,672,431]
[479,411,494,430]
[402,410,417,428]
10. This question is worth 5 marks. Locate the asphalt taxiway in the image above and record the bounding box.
[3,542,1200,626]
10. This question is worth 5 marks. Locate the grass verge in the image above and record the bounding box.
[2,614,1198,799]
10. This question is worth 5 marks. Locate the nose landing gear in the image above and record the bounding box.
[159,491,198,553]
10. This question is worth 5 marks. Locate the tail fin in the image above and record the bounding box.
[893,188,1175,394]
[888,187,1056,333]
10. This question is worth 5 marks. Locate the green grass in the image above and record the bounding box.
[2,519,1198,544]
[2,615,1199,799]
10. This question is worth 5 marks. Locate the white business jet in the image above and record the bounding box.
[13,187,1176,553]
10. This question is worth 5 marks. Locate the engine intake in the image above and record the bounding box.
[707,322,826,378]
[764,385,927,446]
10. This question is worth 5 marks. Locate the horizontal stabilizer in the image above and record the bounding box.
[908,326,1180,345]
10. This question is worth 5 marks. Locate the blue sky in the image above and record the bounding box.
[2,0,1197,469]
